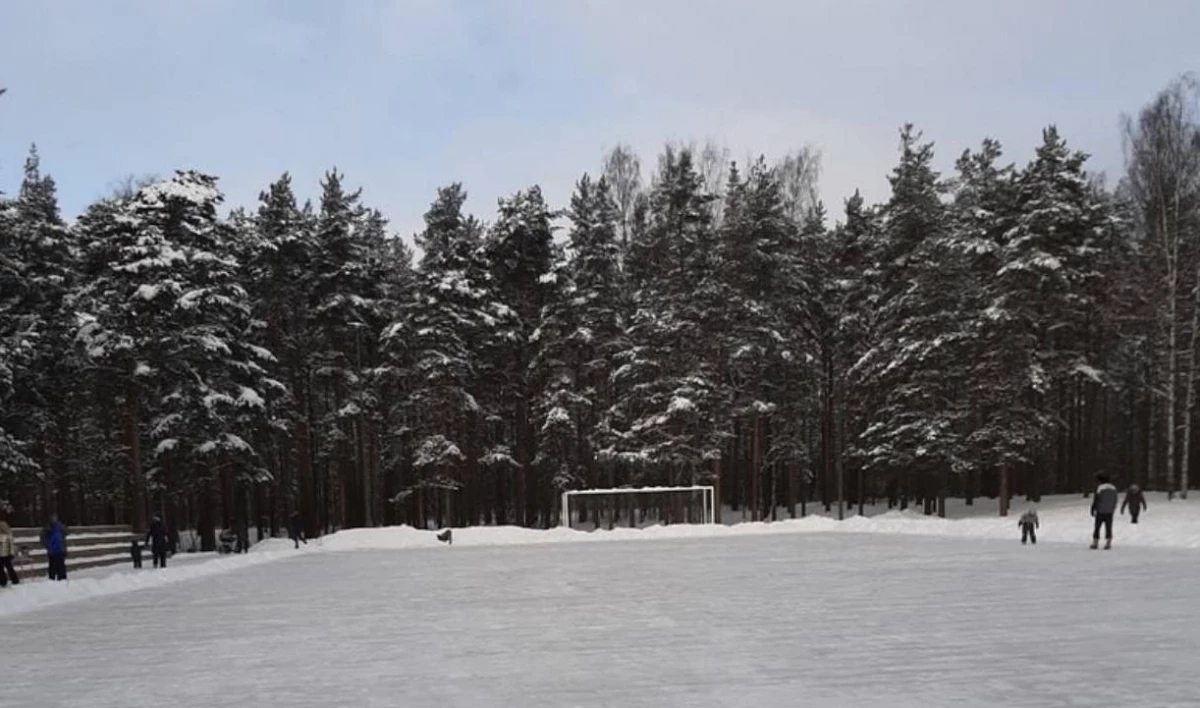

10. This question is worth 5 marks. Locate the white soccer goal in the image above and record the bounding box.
[560,485,716,530]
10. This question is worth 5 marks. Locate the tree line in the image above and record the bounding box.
[2,76,1199,546]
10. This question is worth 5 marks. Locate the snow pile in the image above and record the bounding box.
[320,516,838,553]
[5,492,1197,620]
[0,546,307,619]
[323,492,1200,552]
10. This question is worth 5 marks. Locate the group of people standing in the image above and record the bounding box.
[1016,474,1149,548]
[0,515,67,585]
[1089,476,1148,549]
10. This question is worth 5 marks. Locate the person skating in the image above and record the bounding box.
[0,521,19,587]
[1090,474,1119,549]
[41,515,67,580]
[146,515,169,568]
[289,511,307,549]
[1018,509,1039,545]
[1121,484,1148,524]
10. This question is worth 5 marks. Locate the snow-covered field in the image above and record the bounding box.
[3,495,1200,707]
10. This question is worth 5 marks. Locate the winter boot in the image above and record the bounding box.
[1104,538,1112,550]
[1090,539,1098,549]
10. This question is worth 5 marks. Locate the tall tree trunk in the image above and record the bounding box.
[834,379,844,521]
[751,414,762,522]
[126,382,146,534]
[1181,261,1200,500]
[999,462,1010,517]
[1147,377,1158,491]
[711,457,722,523]
[1167,240,1179,500]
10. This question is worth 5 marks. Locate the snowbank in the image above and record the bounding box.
[0,546,309,619]
[5,492,1197,620]
[323,491,1200,552]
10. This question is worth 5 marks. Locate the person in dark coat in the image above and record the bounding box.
[130,539,143,569]
[146,516,169,568]
[41,515,68,580]
[1121,484,1148,524]
[1018,509,1039,545]
[289,512,307,549]
[1090,474,1119,549]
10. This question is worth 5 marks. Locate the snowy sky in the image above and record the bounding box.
[1,0,1197,237]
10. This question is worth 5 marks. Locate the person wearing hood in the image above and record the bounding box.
[1090,474,1119,550]
[42,515,67,580]
[146,515,169,568]
[1121,484,1148,524]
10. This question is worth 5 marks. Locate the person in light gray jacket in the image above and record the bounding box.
[1090,474,1118,549]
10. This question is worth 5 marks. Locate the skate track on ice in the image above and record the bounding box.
[3,532,1198,708]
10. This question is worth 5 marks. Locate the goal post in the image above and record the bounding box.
[560,485,717,529]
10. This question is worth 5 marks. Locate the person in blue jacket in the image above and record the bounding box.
[41,514,67,580]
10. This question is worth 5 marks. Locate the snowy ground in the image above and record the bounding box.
[4,525,1200,708]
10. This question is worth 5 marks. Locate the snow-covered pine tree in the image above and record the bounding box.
[242,173,314,533]
[532,175,627,519]
[996,127,1110,499]
[485,186,558,525]
[76,171,277,545]
[369,229,415,525]
[831,191,882,515]
[852,125,969,515]
[718,158,796,520]
[0,148,78,511]
[0,183,38,492]
[614,146,724,492]
[386,184,505,528]
[307,170,383,530]
[949,139,1039,511]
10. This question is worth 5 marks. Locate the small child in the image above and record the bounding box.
[130,539,143,569]
[1018,509,1039,545]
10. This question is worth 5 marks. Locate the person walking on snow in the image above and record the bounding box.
[146,515,169,568]
[290,511,307,549]
[1121,484,1148,524]
[41,515,67,580]
[0,521,19,587]
[1091,474,1119,549]
[1018,509,1039,545]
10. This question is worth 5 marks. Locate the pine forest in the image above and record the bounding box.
[3,76,1200,547]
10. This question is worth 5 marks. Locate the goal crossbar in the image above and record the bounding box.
[560,485,716,527]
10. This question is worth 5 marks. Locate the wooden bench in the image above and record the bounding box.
[11,525,139,580]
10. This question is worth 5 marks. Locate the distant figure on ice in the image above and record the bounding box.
[1090,474,1119,550]
[1018,509,1039,545]
[1121,485,1148,524]
[130,539,143,569]
[290,512,307,549]
[146,515,169,568]
[41,515,67,580]
[0,521,19,587]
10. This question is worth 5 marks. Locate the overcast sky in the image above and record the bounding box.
[2,0,1198,237]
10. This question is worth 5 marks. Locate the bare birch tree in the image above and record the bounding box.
[1123,74,1200,499]
[603,144,643,253]
[776,146,823,224]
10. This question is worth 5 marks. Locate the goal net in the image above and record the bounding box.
[560,486,716,530]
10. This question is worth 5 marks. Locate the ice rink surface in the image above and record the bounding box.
[4,532,1198,708]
